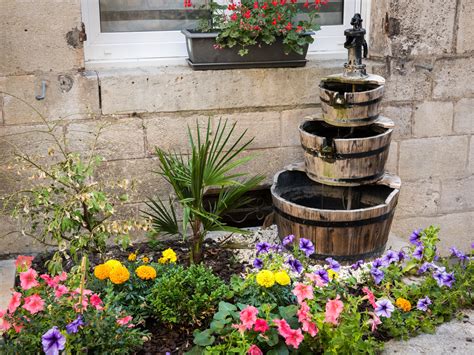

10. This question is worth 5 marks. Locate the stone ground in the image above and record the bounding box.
[0,230,472,353]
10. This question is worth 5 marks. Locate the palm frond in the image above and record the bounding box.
[142,197,179,237]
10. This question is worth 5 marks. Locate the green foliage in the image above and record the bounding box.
[144,118,264,263]
[148,264,232,326]
[194,0,321,56]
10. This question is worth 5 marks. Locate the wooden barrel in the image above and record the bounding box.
[271,169,400,261]
[319,74,385,127]
[299,116,394,186]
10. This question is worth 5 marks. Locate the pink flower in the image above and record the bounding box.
[15,255,34,270]
[240,306,259,330]
[0,308,11,331]
[302,320,318,337]
[22,294,44,314]
[117,315,134,327]
[54,285,69,298]
[231,323,247,334]
[247,344,263,355]
[284,328,304,349]
[297,301,310,323]
[13,323,23,333]
[40,274,58,288]
[73,288,93,296]
[20,268,39,290]
[362,287,377,309]
[305,273,325,287]
[324,295,344,325]
[8,292,21,314]
[292,283,314,304]
[90,294,103,310]
[273,318,292,337]
[253,318,269,333]
[368,312,381,332]
[57,272,67,282]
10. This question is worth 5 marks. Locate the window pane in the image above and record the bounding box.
[297,0,344,26]
[99,0,210,33]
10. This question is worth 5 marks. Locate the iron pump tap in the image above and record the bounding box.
[343,13,368,78]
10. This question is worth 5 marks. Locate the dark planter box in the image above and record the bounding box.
[182,29,313,70]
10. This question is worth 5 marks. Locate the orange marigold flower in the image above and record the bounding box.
[395,297,412,312]
[135,265,157,280]
[94,264,110,280]
[109,266,130,284]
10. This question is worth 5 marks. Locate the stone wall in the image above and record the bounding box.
[0,0,472,254]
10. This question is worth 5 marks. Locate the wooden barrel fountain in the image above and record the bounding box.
[271,169,400,261]
[299,116,394,186]
[319,74,385,127]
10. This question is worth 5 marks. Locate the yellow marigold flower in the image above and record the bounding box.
[162,248,177,263]
[274,270,291,286]
[105,259,123,271]
[327,269,339,281]
[142,256,150,263]
[94,264,110,280]
[109,266,130,284]
[128,253,137,262]
[395,297,412,312]
[256,270,275,288]
[135,265,157,280]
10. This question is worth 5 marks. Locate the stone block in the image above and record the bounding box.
[453,98,474,134]
[413,101,453,137]
[281,107,321,147]
[95,158,170,204]
[433,57,474,99]
[397,179,440,217]
[456,0,474,53]
[387,0,456,56]
[213,111,282,150]
[0,1,83,75]
[0,215,47,254]
[469,139,474,174]
[392,211,474,254]
[2,73,100,124]
[66,118,145,160]
[399,136,469,179]
[384,60,432,102]
[385,142,398,174]
[368,0,390,58]
[381,104,412,139]
[440,176,474,213]
[98,59,343,114]
[144,115,209,155]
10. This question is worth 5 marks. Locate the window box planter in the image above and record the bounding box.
[182,29,314,70]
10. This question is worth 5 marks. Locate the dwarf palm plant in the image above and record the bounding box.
[144,119,264,263]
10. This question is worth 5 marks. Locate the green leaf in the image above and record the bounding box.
[218,301,237,313]
[267,343,289,355]
[278,305,298,319]
[193,329,215,347]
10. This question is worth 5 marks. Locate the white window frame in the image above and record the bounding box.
[82,0,370,67]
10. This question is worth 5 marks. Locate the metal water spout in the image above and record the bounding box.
[343,13,368,78]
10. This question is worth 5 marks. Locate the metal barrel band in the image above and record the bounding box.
[303,144,389,160]
[319,95,383,107]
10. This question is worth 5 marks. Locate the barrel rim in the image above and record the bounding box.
[271,169,400,220]
[319,81,385,103]
[299,117,393,145]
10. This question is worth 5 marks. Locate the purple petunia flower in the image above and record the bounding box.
[371,267,385,285]
[372,258,383,268]
[412,245,424,260]
[299,238,315,257]
[325,257,341,272]
[397,251,406,262]
[287,258,303,274]
[433,269,445,287]
[471,242,474,249]
[449,247,467,261]
[253,258,263,269]
[409,229,422,246]
[351,259,364,270]
[66,315,85,334]
[256,242,271,255]
[442,272,455,288]
[417,262,434,274]
[315,269,330,284]
[416,296,432,311]
[42,326,66,355]
[374,299,395,318]
[282,234,295,246]
[382,250,399,266]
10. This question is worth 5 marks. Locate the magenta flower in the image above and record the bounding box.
[416,296,432,311]
[42,326,66,355]
[374,299,394,318]
[299,238,315,257]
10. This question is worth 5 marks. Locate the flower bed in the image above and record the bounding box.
[1,226,472,354]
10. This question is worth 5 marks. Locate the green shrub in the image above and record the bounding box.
[148,264,232,326]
